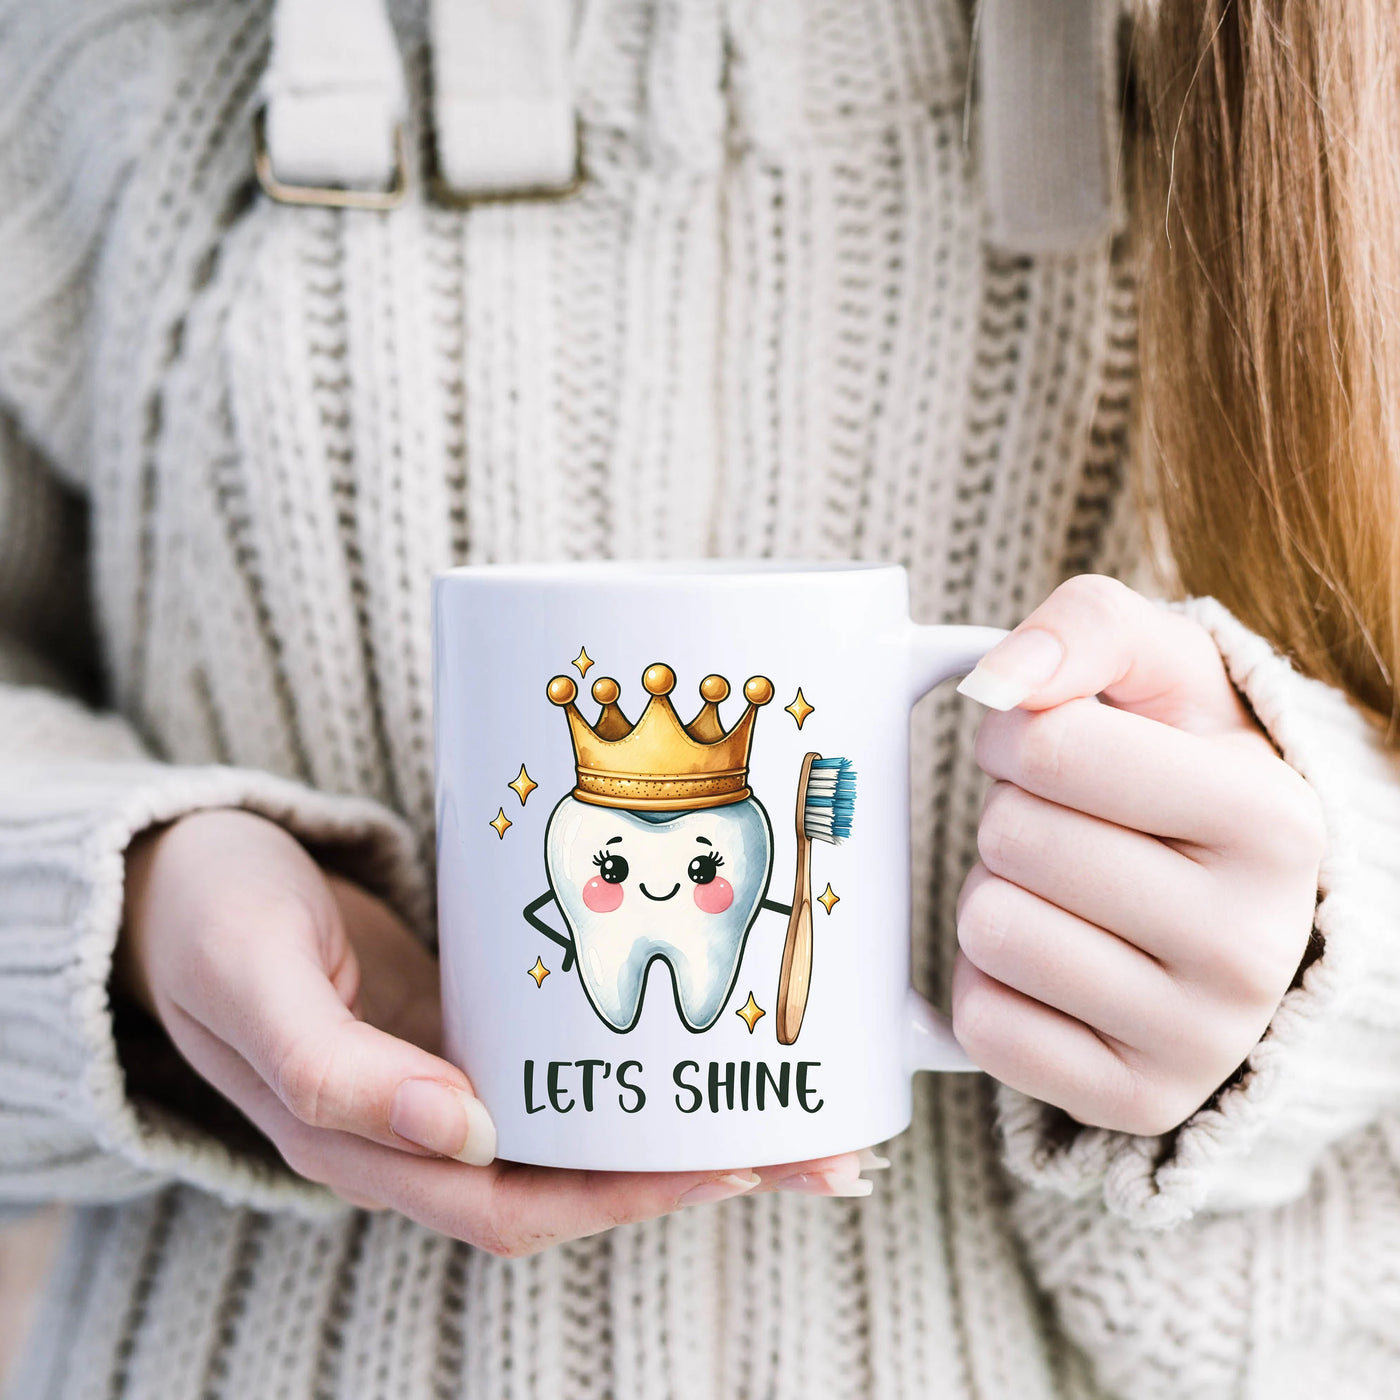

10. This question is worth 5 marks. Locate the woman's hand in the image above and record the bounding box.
[117,809,879,1255]
[952,575,1326,1137]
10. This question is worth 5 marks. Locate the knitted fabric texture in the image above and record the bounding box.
[4,2,1400,1399]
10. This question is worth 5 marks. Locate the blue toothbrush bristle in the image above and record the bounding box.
[803,755,856,843]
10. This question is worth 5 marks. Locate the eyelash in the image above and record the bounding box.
[592,849,724,867]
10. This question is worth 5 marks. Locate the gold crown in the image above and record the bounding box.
[547,663,774,811]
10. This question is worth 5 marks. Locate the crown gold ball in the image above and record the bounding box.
[643,663,676,695]
[548,676,578,705]
[548,662,773,811]
[744,676,775,705]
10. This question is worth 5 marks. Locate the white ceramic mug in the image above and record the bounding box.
[433,561,1005,1171]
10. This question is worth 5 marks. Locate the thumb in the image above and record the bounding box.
[326,873,445,1054]
[956,575,1251,736]
[188,881,496,1166]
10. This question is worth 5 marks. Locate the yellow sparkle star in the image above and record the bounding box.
[785,687,815,729]
[736,991,766,1033]
[573,645,594,678]
[489,807,513,839]
[527,956,550,987]
[508,764,538,805]
[817,882,841,915]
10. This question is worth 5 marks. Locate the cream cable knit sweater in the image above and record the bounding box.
[4,2,1400,1398]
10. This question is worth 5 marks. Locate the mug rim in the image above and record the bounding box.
[434,558,905,584]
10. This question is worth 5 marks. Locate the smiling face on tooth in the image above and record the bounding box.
[546,796,773,1033]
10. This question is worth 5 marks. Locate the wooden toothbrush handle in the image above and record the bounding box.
[776,752,818,1046]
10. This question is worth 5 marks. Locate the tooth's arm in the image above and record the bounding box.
[523,887,790,977]
[523,891,577,972]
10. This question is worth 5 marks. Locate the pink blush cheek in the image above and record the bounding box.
[693,877,734,915]
[582,877,624,913]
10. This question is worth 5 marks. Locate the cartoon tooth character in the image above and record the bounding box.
[524,664,778,1034]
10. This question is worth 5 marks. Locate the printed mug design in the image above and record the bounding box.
[517,655,855,1044]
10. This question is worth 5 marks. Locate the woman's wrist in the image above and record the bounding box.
[114,817,184,1019]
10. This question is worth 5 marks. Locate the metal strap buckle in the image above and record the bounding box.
[425,114,587,209]
[253,106,409,211]
[252,107,586,211]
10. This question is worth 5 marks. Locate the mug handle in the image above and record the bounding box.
[903,623,1009,1074]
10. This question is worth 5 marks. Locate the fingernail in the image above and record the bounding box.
[679,1171,762,1207]
[956,628,1064,711]
[772,1170,875,1198]
[390,1079,497,1166]
[857,1148,891,1172]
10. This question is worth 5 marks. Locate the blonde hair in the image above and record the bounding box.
[1133,0,1400,731]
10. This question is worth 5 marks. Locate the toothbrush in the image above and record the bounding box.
[776,753,856,1045]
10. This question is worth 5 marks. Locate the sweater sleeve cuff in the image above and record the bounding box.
[996,595,1400,1228]
[0,758,432,1217]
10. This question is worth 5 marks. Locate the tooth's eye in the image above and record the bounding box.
[593,851,629,884]
[688,853,722,885]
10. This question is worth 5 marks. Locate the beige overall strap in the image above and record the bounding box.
[975,0,1119,252]
[429,0,580,200]
[260,0,579,205]
[261,0,406,194]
